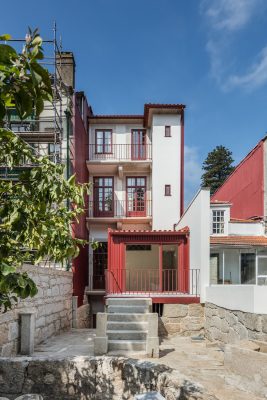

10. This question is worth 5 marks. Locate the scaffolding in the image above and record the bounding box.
[0,22,74,179]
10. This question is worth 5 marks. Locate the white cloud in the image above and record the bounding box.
[201,0,267,91]
[225,46,267,90]
[184,146,202,206]
[202,0,262,32]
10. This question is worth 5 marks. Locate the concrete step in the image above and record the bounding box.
[107,321,148,331]
[107,313,148,322]
[107,330,147,341]
[106,298,151,307]
[108,340,146,352]
[108,305,149,314]
[108,350,146,357]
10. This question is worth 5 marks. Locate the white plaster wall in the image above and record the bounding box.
[89,123,151,148]
[152,114,181,230]
[228,221,264,236]
[206,285,267,314]
[176,188,210,302]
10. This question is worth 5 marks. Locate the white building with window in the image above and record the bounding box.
[86,104,187,322]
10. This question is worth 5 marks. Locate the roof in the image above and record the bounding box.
[210,235,267,247]
[212,135,267,200]
[210,200,231,205]
[108,227,190,235]
[230,218,261,224]
[88,103,186,127]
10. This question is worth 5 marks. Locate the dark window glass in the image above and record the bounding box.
[165,185,171,196]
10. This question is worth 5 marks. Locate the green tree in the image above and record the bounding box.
[0,29,91,311]
[201,145,234,195]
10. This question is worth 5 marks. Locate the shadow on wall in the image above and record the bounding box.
[0,357,205,400]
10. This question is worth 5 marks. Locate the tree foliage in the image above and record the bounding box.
[201,145,234,195]
[0,29,90,311]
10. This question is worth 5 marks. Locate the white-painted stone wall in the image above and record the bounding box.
[176,188,210,302]
[206,285,267,314]
[0,264,73,357]
[152,114,181,230]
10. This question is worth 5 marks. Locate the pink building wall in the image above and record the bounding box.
[212,140,264,220]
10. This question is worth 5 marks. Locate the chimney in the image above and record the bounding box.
[56,52,76,90]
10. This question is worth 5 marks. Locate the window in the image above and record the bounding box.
[95,130,112,154]
[93,177,114,217]
[212,210,225,234]
[131,130,146,160]
[126,245,151,251]
[165,126,171,137]
[126,177,146,216]
[165,185,171,196]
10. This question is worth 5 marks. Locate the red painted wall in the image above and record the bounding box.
[212,140,264,219]
[72,93,89,306]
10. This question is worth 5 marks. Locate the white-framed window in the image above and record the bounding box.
[212,210,225,234]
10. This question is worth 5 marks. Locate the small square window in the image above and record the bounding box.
[165,185,171,196]
[165,126,171,137]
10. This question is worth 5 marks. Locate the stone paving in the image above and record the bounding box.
[31,329,263,399]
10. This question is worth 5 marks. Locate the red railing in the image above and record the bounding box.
[89,199,152,218]
[88,144,152,161]
[105,269,200,296]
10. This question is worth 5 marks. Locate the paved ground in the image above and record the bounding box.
[32,329,263,399]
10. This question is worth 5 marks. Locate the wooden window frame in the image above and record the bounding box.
[126,176,147,217]
[93,176,114,217]
[165,184,171,196]
[95,129,113,154]
[131,129,147,160]
[165,126,171,137]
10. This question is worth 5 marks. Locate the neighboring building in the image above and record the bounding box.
[211,136,267,221]
[177,136,267,345]
[85,104,203,327]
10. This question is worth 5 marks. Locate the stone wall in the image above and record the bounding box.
[0,356,212,400]
[0,264,73,357]
[159,303,205,337]
[205,302,267,344]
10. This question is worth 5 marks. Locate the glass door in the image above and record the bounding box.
[93,177,114,217]
[162,245,178,292]
[126,177,146,217]
[131,129,146,160]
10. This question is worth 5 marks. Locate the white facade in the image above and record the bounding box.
[87,107,184,285]
[176,188,210,302]
[152,114,181,230]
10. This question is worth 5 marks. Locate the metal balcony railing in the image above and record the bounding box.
[105,268,200,296]
[88,144,152,161]
[88,199,152,218]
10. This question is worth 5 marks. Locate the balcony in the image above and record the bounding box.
[87,144,152,174]
[88,199,152,221]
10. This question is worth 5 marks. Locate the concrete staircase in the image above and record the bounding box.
[94,298,159,357]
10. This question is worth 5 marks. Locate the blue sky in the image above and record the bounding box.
[2,0,267,203]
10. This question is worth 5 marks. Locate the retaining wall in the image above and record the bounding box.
[205,302,267,344]
[159,303,205,337]
[0,356,211,400]
[0,264,73,357]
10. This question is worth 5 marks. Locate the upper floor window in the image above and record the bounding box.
[165,185,171,196]
[212,210,225,234]
[131,129,146,160]
[165,126,171,137]
[95,130,112,154]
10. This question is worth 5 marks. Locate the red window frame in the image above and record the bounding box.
[126,176,146,217]
[95,129,113,154]
[165,185,171,196]
[93,177,114,217]
[165,126,171,137]
[131,129,147,160]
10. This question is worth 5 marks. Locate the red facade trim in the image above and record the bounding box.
[180,109,184,217]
